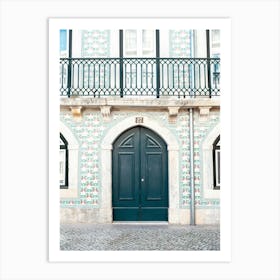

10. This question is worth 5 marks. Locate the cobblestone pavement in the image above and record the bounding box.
[60,223,220,251]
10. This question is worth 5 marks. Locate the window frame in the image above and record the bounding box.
[210,29,220,57]
[201,122,220,199]
[213,135,220,190]
[60,133,69,189]
[122,29,157,57]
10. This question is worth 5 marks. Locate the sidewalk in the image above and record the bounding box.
[60,223,220,251]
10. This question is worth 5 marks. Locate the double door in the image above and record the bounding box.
[112,126,168,221]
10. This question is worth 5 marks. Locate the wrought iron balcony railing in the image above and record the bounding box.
[60,57,220,98]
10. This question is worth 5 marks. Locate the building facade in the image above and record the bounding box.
[59,29,220,224]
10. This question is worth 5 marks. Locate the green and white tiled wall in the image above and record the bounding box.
[79,30,192,58]
[81,30,110,57]
[60,29,218,210]
[60,109,220,209]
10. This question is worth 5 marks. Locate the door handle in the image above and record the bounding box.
[141,178,144,182]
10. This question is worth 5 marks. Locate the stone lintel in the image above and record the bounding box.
[61,98,220,120]
[60,97,220,109]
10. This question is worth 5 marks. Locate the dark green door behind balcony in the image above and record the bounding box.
[112,126,168,221]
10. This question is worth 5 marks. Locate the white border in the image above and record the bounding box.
[49,18,231,262]
[1,1,279,279]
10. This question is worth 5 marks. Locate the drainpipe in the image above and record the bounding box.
[189,108,195,225]
[206,29,212,98]
[67,29,72,98]
[119,30,124,98]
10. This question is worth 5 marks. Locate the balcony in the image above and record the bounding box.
[60,57,220,98]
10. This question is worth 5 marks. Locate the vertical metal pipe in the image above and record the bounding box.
[68,30,72,58]
[206,29,212,98]
[190,30,195,97]
[156,30,160,98]
[67,29,72,98]
[189,108,195,225]
[189,36,195,225]
[119,30,124,97]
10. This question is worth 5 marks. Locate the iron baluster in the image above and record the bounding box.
[119,30,124,98]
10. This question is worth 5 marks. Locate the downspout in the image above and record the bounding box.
[206,29,212,98]
[67,29,72,98]
[119,30,124,98]
[189,108,195,225]
[156,30,160,98]
[189,30,195,225]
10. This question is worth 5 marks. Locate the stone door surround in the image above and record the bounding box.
[100,115,181,223]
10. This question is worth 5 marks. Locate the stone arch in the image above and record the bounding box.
[100,116,180,223]
[60,121,79,149]
[60,121,79,198]
[201,122,220,199]
[102,116,179,151]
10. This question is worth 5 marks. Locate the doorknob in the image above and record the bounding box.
[141,178,144,182]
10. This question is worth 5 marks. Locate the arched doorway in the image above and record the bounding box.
[112,126,168,221]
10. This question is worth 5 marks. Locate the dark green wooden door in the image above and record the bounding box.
[112,126,168,221]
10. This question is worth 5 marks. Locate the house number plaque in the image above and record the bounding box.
[135,117,144,124]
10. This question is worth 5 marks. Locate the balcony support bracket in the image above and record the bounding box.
[70,106,83,121]
[100,105,112,122]
[168,106,180,123]
[199,106,212,121]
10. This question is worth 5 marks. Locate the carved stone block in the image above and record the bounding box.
[168,106,180,123]
[199,106,211,121]
[70,106,83,121]
[100,106,111,121]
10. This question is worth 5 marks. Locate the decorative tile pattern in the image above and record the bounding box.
[60,111,103,208]
[169,30,192,57]
[169,30,193,89]
[177,114,191,207]
[60,109,220,210]
[81,30,110,57]
[59,29,220,215]
[193,110,220,208]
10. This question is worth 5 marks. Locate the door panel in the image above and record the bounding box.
[112,128,140,211]
[141,130,168,211]
[118,153,135,200]
[145,153,163,200]
[112,126,168,221]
